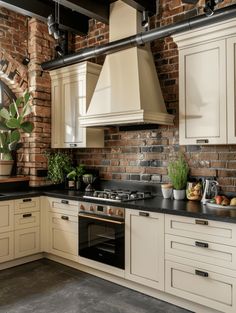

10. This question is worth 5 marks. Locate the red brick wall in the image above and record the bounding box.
[73,0,236,192]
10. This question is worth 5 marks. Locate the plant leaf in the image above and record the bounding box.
[0,108,10,120]
[22,102,32,117]
[8,140,18,151]
[20,121,34,133]
[9,102,17,118]
[24,92,30,104]
[10,129,20,143]
[15,97,23,107]
[0,132,6,146]
[0,121,10,131]
[6,118,21,129]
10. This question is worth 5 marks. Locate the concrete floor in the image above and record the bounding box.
[0,259,192,313]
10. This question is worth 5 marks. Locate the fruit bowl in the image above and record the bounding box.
[206,202,236,210]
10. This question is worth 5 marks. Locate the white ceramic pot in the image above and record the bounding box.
[173,189,186,200]
[161,184,173,199]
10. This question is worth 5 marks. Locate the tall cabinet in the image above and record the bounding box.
[173,18,236,145]
[50,61,104,148]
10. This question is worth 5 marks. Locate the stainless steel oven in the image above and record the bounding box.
[78,202,125,269]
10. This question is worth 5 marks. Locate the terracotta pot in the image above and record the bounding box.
[0,160,14,177]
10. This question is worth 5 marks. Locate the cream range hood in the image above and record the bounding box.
[79,1,174,127]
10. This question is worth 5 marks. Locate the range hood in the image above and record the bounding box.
[79,1,174,127]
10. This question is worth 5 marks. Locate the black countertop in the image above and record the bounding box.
[1,188,236,223]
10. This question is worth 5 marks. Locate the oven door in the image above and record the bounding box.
[79,213,124,269]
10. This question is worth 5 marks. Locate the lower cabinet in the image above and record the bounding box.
[49,213,78,261]
[14,228,40,258]
[125,209,164,290]
[0,232,14,263]
[165,260,236,313]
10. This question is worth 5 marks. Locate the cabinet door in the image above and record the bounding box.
[49,212,78,261]
[227,36,236,144]
[125,209,164,290]
[179,40,227,145]
[0,200,14,233]
[0,232,14,263]
[15,227,40,258]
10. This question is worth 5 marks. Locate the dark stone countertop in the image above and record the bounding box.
[1,188,236,223]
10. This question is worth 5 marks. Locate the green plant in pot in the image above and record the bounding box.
[46,151,72,185]
[66,164,86,190]
[0,92,34,176]
[168,154,189,200]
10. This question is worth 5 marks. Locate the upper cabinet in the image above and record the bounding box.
[173,18,236,145]
[50,62,104,148]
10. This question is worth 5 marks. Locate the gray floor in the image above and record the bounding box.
[0,259,192,313]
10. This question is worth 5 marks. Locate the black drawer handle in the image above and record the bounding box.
[61,200,69,205]
[70,144,77,147]
[195,269,209,277]
[23,213,32,218]
[195,241,209,248]
[139,212,149,217]
[61,215,69,221]
[23,199,32,202]
[196,139,209,144]
[195,219,208,225]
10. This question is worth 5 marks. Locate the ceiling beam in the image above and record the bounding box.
[53,0,110,24]
[121,0,156,14]
[0,0,89,34]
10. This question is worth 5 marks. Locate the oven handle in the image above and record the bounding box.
[78,213,124,225]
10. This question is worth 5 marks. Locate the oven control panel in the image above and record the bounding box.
[79,202,124,219]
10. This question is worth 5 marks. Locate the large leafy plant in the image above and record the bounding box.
[46,151,73,184]
[0,92,34,160]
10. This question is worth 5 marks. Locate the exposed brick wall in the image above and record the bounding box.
[73,0,236,192]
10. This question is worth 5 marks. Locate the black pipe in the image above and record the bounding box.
[41,4,236,70]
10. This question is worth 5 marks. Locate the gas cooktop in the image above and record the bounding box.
[83,189,153,202]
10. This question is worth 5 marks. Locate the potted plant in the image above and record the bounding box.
[168,154,189,200]
[0,91,34,176]
[45,151,72,185]
[66,164,86,190]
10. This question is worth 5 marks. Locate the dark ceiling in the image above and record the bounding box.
[0,0,156,34]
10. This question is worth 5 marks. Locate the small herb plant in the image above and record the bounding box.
[67,164,86,181]
[46,151,72,184]
[168,154,189,190]
[0,91,34,160]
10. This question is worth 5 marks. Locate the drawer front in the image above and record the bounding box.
[14,212,40,230]
[49,212,78,234]
[165,214,236,246]
[0,232,14,263]
[165,234,236,270]
[48,197,78,216]
[165,260,236,313]
[14,197,40,214]
[0,201,14,233]
[14,227,40,258]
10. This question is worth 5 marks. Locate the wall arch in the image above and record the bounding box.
[0,49,28,96]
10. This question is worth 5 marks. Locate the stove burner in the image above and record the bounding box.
[84,189,152,202]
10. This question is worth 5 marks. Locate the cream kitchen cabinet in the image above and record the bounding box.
[47,197,78,262]
[173,18,236,145]
[14,197,41,259]
[125,209,164,290]
[165,214,236,313]
[0,201,14,263]
[50,61,104,148]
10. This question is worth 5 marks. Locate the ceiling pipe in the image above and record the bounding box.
[41,4,236,70]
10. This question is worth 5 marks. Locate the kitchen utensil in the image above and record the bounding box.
[201,179,219,205]
[82,174,95,192]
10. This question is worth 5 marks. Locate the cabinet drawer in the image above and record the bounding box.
[165,260,236,313]
[14,197,40,214]
[0,232,14,263]
[0,201,14,233]
[48,197,78,216]
[165,214,236,246]
[14,212,40,230]
[49,212,78,234]
[14,227,40,258]
[165,234,236,270]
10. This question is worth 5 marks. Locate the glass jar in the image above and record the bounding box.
[186,182,202,201]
